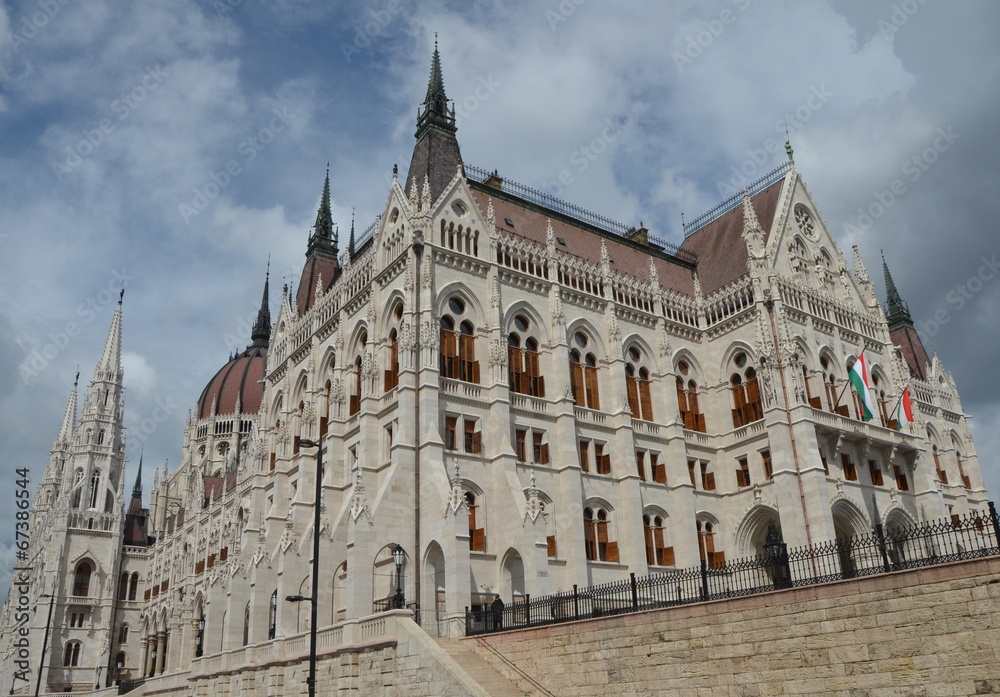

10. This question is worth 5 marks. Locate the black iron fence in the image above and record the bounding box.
[118,676,145,695]
[467,504,1000,636]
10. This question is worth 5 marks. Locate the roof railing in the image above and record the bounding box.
[683,160,791,237]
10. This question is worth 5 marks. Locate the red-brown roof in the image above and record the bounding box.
[196,346,265,419]
[891,325,931,382]
[296,254,339,316]
[468,188,696,297]
[679,179,784,296]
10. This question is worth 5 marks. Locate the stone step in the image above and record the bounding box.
[433,638,534,697]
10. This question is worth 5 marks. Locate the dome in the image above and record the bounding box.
[196,345,266,420]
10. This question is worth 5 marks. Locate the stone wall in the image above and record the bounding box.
[465,557,1000,696]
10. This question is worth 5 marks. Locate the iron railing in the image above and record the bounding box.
[118,676,145,695]
[682,160,791,237]
[466,504,1000,635]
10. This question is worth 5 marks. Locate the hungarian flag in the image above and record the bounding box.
[848,351,875,421]
[895,384,914,431]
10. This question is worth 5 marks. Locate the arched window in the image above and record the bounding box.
[871,372,890,426]
[88,470,101,509]
[583,506,618,562]
[119,623,130,644]
[466,491,485,552]
[118,572,129,600]
[63,641,82,667]
[439,298,479,383]
[697,520,725,568]
[643,514,674,566]
[73,561,92,597]
[625,346,653,421]
[97,429,105,445]
[820,355,846,415]
[350,356,362,416]
[128,572,139,601]
[384,328,400,391]
[675,360,705,431]
[730,352,763,428]
[952,435,971,489]
[508,315,544,397]
[242,601,251,646]
[268,590,278,639]
[569,335,600,409]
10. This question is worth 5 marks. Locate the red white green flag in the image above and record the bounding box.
[895,384,914,431]
[848,351,875,421]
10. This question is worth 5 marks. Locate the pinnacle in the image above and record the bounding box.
[313,166,334,239]
[251,260,271,349]
[882,252,913,329]
[92,294,124,385]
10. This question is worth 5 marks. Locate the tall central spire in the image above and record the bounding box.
[93,290,124,383]
[882,252,913,330]
[251,260,271,348]
[313,165,335,241]
[405,40,464,206]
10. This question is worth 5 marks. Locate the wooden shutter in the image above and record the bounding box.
[605,541,620,563]
[731,383,746,428]
[584,519,595,559]
[704,471,716,491]
[459,334,476,382]
[626,377,639,417]
[471,430,482,455]
[464,419,476,453]
[440,329,456,377]
[762,450,773,479]
[746,378,762,421]
[269,452,276,471]
[540,443,550,465]
[676,379,688,413]
[220,546,228,562]
[636,452,646,481]
[445,416,457,450]
[652,453,666,484]
[349,394,360,416]
[472,528,486,552]
[293,435,300,454]
[526,350,542,396]
[584,367,600,410]
[515,430,526,462]
[869,460,883,486]
[509,346,523,392]
[319,416,328,437]
[653,526,665,561]
[569,361,584,405]
[659,546,675,567]
[644,524,654,564]
[809,396,823,410]
[894,466,909,491]
[709,551,726,569]
[546,535,557,558]
[688,461,696,486]
[579,441,590,472]
[639,379,654,422]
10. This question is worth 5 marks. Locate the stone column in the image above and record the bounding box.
[155,632,166,674]
[139,638,149,677]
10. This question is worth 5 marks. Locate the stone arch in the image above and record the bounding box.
[331,560,348,624]
[499,548,526,601]
[372,543,409,610]
[422,541,447,637]
[719,340,757,381]
[436,281,485,328]
[565,318,607,359]
[380,290,407,335]
[735,504,782,557]
[622,333,660,372]
[831,498,870,540]
[503,300,549,344]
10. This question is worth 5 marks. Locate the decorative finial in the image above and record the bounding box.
[784,126,794,163]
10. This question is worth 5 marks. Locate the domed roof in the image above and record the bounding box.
[196,345,266,419]
[196,267,271,420]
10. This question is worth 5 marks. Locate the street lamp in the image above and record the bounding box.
[116,659,124,686]
[295,436,323,697]
[149,647,156,677]
[34,594,55,697]
[391,545,405,609]
[95,665,103,690]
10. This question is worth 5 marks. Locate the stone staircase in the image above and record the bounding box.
[433,637,540,697]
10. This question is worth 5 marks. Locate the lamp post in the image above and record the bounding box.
[295,436,323,697]
[391,545,405,609]
[34,593,55,697]
[148,647,156,678]
[764,523,791,589]
[95,665,103,690]
[116,659,124,686]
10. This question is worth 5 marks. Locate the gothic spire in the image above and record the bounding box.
[251,259,271,348]
[348,209,356,259]
[54,371,79,448]
[882,252,913,330]
[93,290,124,383]
[132,452,143,501]
[313,165,334,240]
[416,35,456,139]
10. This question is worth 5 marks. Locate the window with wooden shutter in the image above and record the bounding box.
[596,443,611,475]
[643,517,655,564]
[626,376,639,417]
[688,460,696,486]
[466,492,485,551]
[584,365,600,409]
[459,331,477,383]
[701,462,715,491]
[957,453,971,489]
[445,416,457,450]
[508,343,523,393]
[653,524,666,565]
[579,441,590,472]
[652,452,666,483]
[736,457,751,488]
[319,416,328,437]
[933,447,947,484]
[597,516,609,559]
[269,452,276,471]
[515,429,526,462]
[638,376,654,422]
[605,541,620,563]
[569,356,584,405]
[894,465,909,491]
[868,460,884,486]
[659,545,675,566]
[546,535,557,558]
[746,376,762,422]
[532,431,549,464]
[220,546,228,562]
[464,419,479,453]
[525,344,543,397]
[762,449,773,480]
[636,451,646,481]
[293,435,300,454]
[385,334,399,391]
[584,510,596,560]
[821,454,829,475]
[731,376,747,428]
[841,454,857,481]
[676,377,689,422]
[440,318,457,378]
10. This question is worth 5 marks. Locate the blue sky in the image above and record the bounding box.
[2,0,1000,593]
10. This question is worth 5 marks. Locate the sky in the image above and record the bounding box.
[1,0,999,594]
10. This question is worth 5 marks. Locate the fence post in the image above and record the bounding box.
[700,559,709,601]
[524,594,530,627]
[989,502,1000,552]
[630,573,639,611]
[573,584,579,620]
[874,520,891,574]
